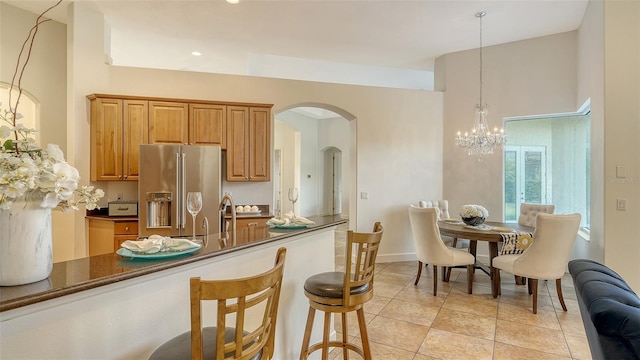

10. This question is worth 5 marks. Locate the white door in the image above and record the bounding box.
[504,145,547,221]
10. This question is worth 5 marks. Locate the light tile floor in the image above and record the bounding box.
[329,222,592,360]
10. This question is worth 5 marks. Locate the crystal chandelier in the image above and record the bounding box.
[455,12,506,156]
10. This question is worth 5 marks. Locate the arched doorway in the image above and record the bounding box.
[322,146,342,215]
[274,103,356,224]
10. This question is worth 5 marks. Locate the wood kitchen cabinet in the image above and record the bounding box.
[88,94,272,182]
[89,96,148,181]
[189,104,227,148]
[88,218,138,256]
[148,101,189,144]
[226,106,271,181]
[224,216,270,230]
[150,102,227,147]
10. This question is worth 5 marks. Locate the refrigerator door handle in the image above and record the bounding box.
[175,151,181,229]
[181,152,187,228]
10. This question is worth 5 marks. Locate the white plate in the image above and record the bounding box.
[441,219,461,223]
[464,225,492,231]
[236,210,262,215]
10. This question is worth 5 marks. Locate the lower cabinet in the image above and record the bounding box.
[224,217,269,231]
[88,218,138,256]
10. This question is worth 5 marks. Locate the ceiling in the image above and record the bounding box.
[6,0,588,85]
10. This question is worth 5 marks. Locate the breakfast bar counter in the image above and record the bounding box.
[1,215,346,359]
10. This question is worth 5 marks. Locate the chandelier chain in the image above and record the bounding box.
[455,11,506,157]
[478,11,483,106]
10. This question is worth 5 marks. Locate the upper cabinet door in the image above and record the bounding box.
[249,107,271,181]
[90,98,123,181]
[226,106,250,181]
[189,104,226,148]
[149,101,189,144]
[122,100,148,181]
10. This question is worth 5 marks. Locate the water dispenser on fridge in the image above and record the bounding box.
[146,192,172,228]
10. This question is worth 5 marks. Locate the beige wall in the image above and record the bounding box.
[437,31,578,221]
[576,0,605,263]
[1,3,76,262]
[603,0,640,291]
[6,2,638,290]
[60,3,444,262]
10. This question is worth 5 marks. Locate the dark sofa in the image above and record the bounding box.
[568,259,640,360]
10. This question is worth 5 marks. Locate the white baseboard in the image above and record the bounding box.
[376,253,417,263]
[377,253,491,266]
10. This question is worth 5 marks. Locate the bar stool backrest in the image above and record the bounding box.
[343,222,384,307]
[190,247,287,360]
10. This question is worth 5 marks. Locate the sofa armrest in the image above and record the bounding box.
[569,259,640,360]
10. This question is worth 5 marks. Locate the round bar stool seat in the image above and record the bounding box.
[304,272,370,298]
[299,223,383,360]
[150,328,261,360]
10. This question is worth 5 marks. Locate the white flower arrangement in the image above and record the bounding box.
[459,204,489,219]
[1,0,103,212]
[1,104,104,211]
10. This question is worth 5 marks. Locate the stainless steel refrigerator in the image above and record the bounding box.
[138,144,221,238]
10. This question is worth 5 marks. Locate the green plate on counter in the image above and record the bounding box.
[116,245,202,259]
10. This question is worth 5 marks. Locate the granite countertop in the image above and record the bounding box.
[85,215,139,221]
[1,215,347,312]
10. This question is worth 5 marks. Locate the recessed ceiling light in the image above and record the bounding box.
[226,0,239,4]
[192,51,202,56]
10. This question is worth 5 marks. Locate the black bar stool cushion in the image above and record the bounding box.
[149,327,262,360]
[304,272,370,299]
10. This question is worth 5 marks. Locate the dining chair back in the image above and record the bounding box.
[492,213,581,313]
[418,200,450,219]
[518,203,555,227]
[417,200,466,250]
[299,222,383,359]
[149,247,286,360]
[408,206,475,295]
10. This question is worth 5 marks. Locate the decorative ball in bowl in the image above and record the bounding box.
[459,204,489,226]
[462,216,486,226]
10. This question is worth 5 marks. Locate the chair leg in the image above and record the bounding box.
[341,313,348,360]
[452,238,458,248]
[556,278,568,311]
[469,240,478,274]
[530,279,539,314]
[491,268,501,298]
[527,278,533,295]
[300,306,316,360]
[467,265,473,294]
[322,311,331,360]
[432,265,438,296]
[445,267,452,282]
[415,261,423,285]
[356,308,372,360]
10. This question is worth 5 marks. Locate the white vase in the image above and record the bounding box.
[0,193,53,286]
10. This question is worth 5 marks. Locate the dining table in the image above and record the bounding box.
[437,220,535,297]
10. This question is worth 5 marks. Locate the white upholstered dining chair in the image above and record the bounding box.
[408,206,475,295]
[417,200,468,249]
[511,203,556,284]
[492,213,581,314]
[518,203,555,227]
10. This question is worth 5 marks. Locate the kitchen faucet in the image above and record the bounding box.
[219,193,236,234]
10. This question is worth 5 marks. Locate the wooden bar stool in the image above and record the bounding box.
[149,247,286,360]
[299,222,383,360]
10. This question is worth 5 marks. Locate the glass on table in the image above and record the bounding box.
[288,188,298,218]
[187,192,202,242]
